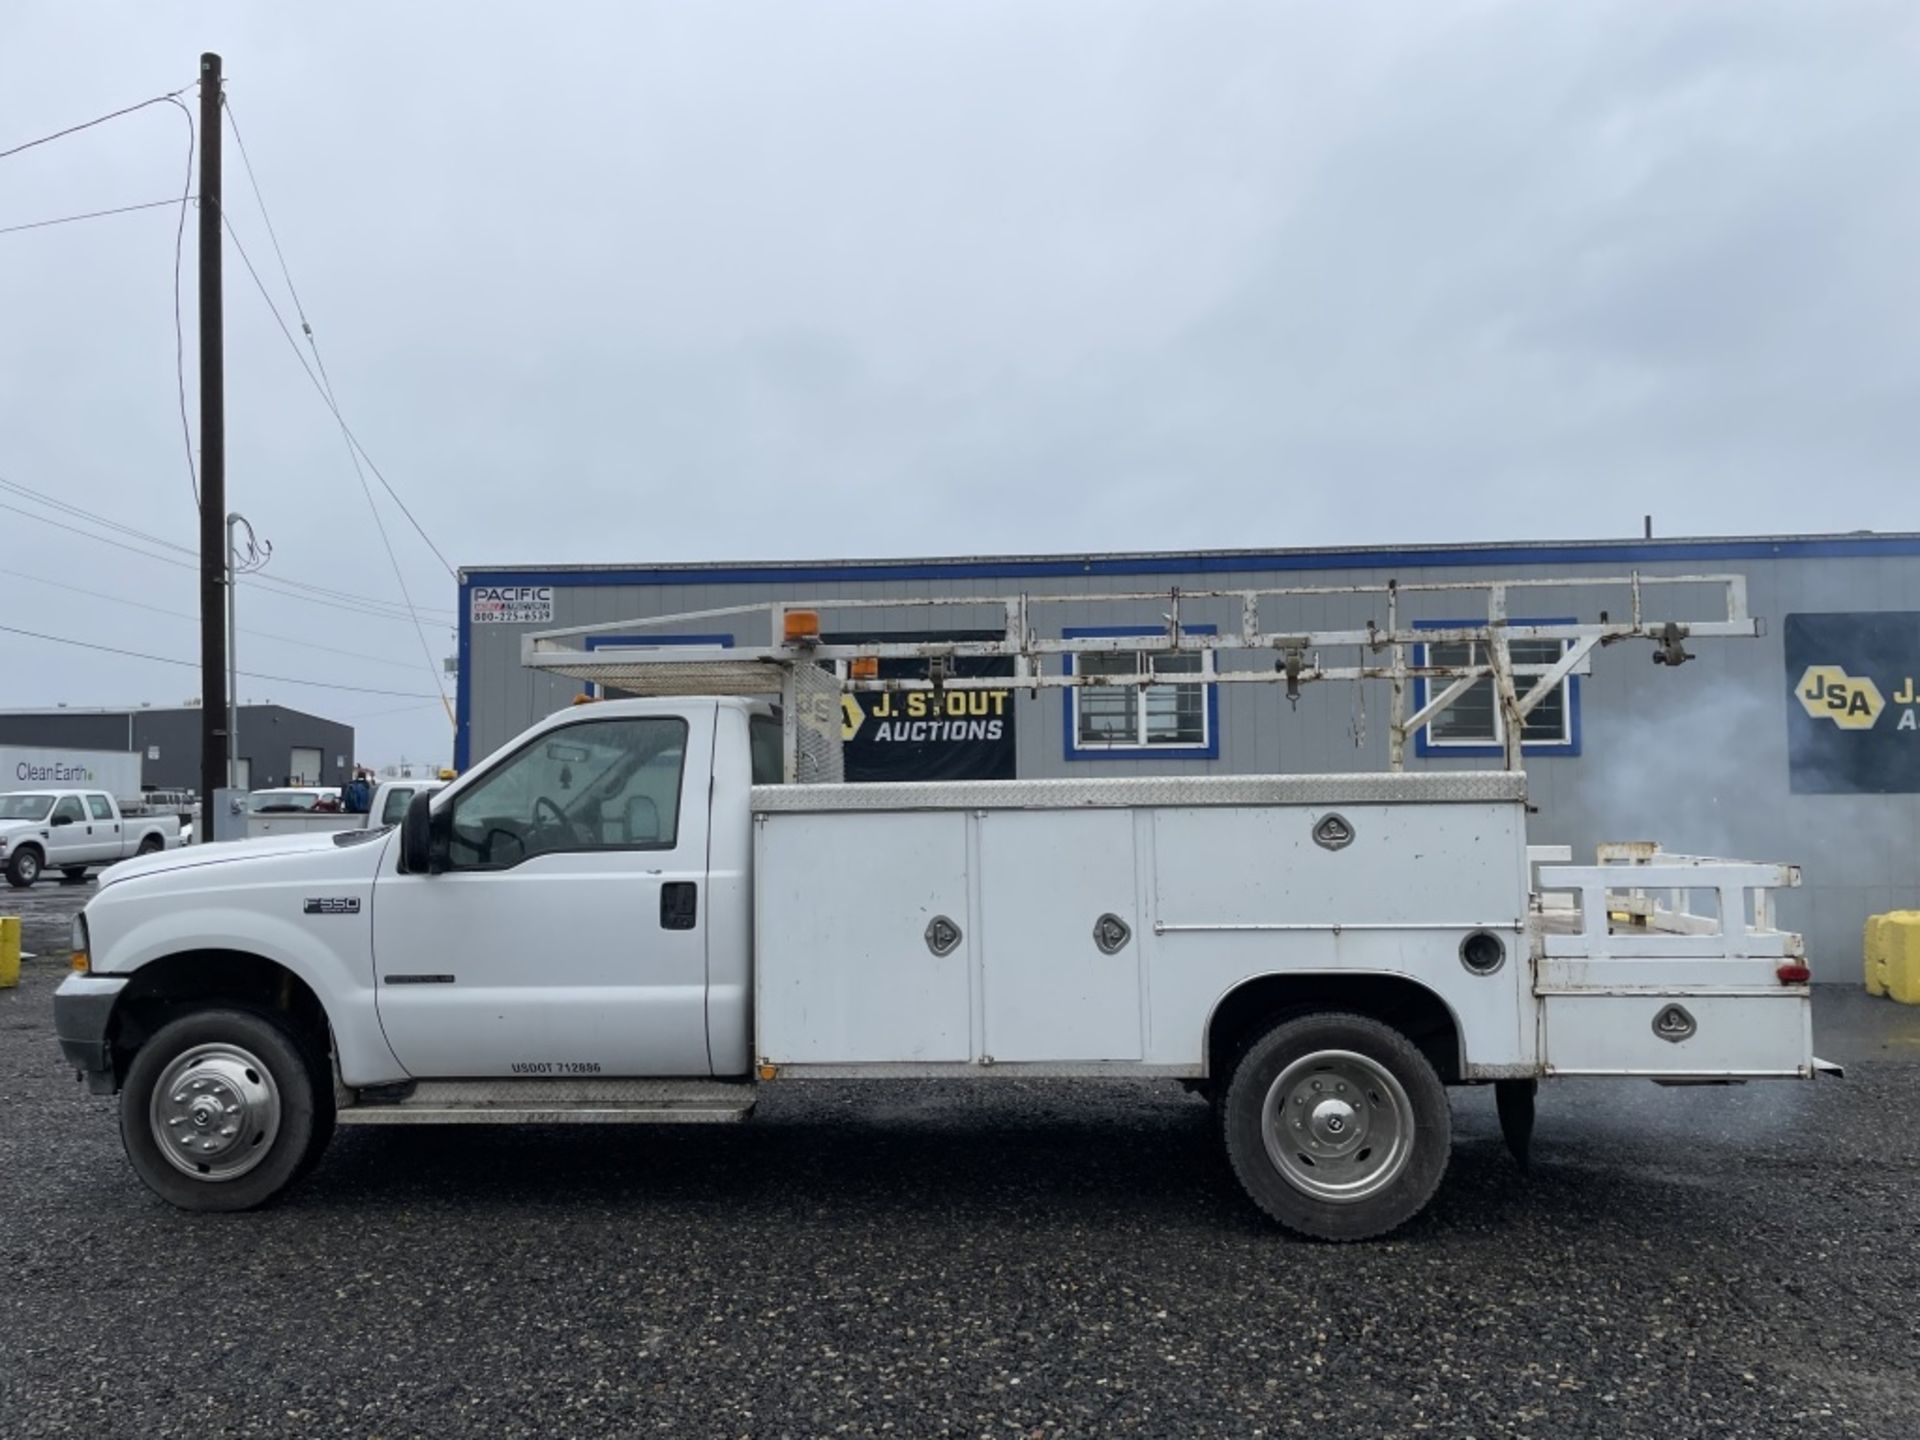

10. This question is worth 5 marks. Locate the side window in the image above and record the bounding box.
[87,794,115,821]
[1418,633,1575,752]
[749,714,785,785]
[444,717,688,871]
[379,787,416,826]
[1064,626,1218,758]
[51,795,86,824]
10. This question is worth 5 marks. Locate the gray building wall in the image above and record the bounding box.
[0,706,355,792]
[459,537,1920,981]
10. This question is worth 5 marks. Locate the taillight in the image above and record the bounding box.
[1777,961,1811,985]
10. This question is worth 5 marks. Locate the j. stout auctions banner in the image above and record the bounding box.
[1785,611,1920,794]
[833,631,1016,783]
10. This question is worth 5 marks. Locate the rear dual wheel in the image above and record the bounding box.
[1221,1011,1451,1241]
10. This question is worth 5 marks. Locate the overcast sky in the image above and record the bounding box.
[3,0,1915,769]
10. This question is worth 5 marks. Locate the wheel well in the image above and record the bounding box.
[108,951,332,1087]
[1205,973,1464,1085]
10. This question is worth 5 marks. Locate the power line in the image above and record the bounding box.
[218,207,459,582]
[0,86,191,162]
[337,699,451,722]
[0,565,443,673]
[0,500,453,628]
[0,476,192,554]
[0,196,186,237]
[222,101,459,582]
[0,477,455,619]
[0,620,443,698]
[217,121,456,725]
[0,90,199,506]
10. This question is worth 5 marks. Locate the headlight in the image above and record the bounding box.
[70,912,90,974]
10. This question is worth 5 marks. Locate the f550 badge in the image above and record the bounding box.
[303,897,361,916]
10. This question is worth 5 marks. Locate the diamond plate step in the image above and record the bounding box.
[337,1077,757,1126]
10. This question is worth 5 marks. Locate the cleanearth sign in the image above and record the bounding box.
[0,747,142,797]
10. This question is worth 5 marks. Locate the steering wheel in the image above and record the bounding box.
[532,794,592,846]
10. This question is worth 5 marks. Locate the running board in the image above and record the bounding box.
[337,1077,757,1126]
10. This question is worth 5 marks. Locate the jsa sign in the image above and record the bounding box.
[1786,612,1920,793]
[470,585,554,625]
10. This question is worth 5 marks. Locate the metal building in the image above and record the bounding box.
[0,704,356,793]
[458,533,1920,980]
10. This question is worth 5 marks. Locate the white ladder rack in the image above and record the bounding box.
[523,571,1758,775]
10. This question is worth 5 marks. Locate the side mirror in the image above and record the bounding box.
[400,789,444,874]
[50,814,74,827]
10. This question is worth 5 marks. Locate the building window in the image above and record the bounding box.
[1063,626,1219,760]
[1414,622,1580,757]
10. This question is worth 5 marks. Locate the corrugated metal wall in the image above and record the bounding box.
[459,542,1920,980]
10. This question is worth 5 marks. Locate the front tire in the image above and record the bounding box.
[5,846,42,888]
[119,1008,330,1212]
[1221,1011,1451,1241]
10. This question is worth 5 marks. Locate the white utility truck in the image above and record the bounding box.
[247,780,445,839]
[1,789,181,888]
[53,576,1831,1239]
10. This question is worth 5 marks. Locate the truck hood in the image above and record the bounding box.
[0,817,53,843]
[95,827,391,888]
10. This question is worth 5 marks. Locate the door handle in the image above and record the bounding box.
[660,882,698,930]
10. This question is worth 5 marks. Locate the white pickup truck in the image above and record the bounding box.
[247,781,445,839]
[1,789,181,888]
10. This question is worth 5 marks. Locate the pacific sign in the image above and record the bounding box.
[1784,613,1920,794]
[470,585,554,625]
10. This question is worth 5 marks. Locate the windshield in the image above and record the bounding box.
[0,793,55,821]
[250,790,321,813]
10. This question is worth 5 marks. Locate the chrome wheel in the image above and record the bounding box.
[149,1043,282,1182]
[1261,1048,1416,1204]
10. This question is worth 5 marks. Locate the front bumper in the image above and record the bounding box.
[54,975,127,1095]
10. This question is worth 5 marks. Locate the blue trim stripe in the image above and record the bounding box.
[455,583,472,770]
[459,534,1920,594]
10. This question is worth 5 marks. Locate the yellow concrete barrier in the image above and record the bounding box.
[0,916,19,989]
[1864,911,1920,1004]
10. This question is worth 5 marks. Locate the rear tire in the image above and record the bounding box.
[118,1007,330,1212]
[136,835,164,856]
[1221,1010,1451,1241]
[4,846,41,888]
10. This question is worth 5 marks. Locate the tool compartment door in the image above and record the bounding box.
[979,810,1143,1062]
[755,810,972,1064]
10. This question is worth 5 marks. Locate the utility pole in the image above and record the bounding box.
[197,52,227,806]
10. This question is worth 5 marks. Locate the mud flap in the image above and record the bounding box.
[1494,1078,1536,1171]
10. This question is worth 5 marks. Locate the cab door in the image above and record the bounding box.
[45,795,91,866]
[84,794,122,860]
[372,706,716,1077]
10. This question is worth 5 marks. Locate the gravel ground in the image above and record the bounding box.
[3,880,1918,1439]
